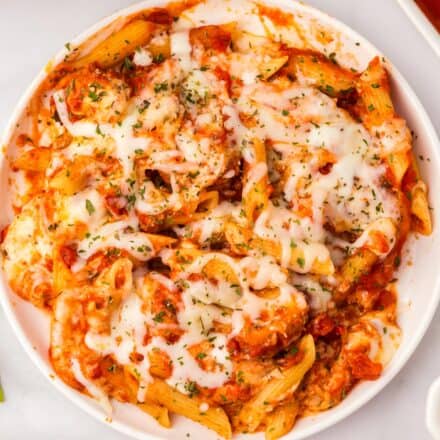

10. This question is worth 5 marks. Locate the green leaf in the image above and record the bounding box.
[85,199,95,216]
[153,311,165,323]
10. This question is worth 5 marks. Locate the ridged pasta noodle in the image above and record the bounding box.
[71,20,156,68]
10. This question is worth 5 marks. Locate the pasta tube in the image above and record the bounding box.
[387,150,411,186]
[243,138,269,223]
[137,402,171,428]
[406,155,432,235]
[146,380,232,439]
[225,221,334,275]
[410,180,432,235]
[335,248,378,302]
[72,20,156,68]
[258,56,289,80]
[264,401,299,440]
[357,58,411,184]
[357,57,394,127]
[237,335,315,432]
[12,147,51,172]
[286,51,356,95]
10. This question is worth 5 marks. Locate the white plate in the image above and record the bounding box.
[397,0,440,58]
[1,1,440,439]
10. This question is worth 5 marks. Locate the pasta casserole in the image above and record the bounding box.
[0,0,432,438]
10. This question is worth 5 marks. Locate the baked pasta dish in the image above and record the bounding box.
[0,0,432,438]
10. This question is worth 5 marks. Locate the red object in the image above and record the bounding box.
[416,0,440,32]
[309,313,335,338]
[60,245,77,268]
[347,352,382,380]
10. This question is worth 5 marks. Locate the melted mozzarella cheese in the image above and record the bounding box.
[367,315,401,366]
[351,218,397,258]
[151,334,232,392]
[175,201,243,243]
[54,91,150,178]
[346,312,401,368]
[184,278,240,308]
[254,203,331,270]
[290,274,332,312]
[2,199,51,266]
[136,175,182,215]
[148,150,198,173]
[86,277,233,397]
[61,139,98,161]
[72,219,154,272]
[175,0,266,36]
[85,290,152,401]
[175,131,210,164]
[54,91,99,138]
[137,94,181,131]
[133,47,153,66]
[170,30,193,71]
[227,82,400,241]
[61,188,107,229]
[222,104,256,164]
[228,53,262,85]
[180,252,307,332]
[376,118,411,155]
[260,15,304,47]
[8,170,30,209]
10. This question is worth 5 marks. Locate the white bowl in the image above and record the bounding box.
[1,1,440,439]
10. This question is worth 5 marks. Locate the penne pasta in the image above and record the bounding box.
[171,191,219,225]
[264,401,299,440]
[146,380,232,439]
[387,150,411,186]
[12,147,51,172]
[148,34,171,60]
[52,246,77,293]
[405,155,432,235]
[49,168,86,195]
[410,180,432,235]
[225,221,334,275]
[357,58,412,185]
[243,138,269,224]
[148,349,172,379]
[145,233,177,251]
[202,257,240,285]
[137,401,171,428]
[72,20,156,68]
[258,56,289,80]
[357,57,394,127]
[48,156,94,195]
[335,249,378,302]
[96,257,133,293]
[189,24,234,52]
[285,51,356,95]
[237,335,315,433]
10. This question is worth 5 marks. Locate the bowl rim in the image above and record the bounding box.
[1,1,440,439]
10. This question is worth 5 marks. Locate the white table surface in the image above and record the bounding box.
[0,0,439,439]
